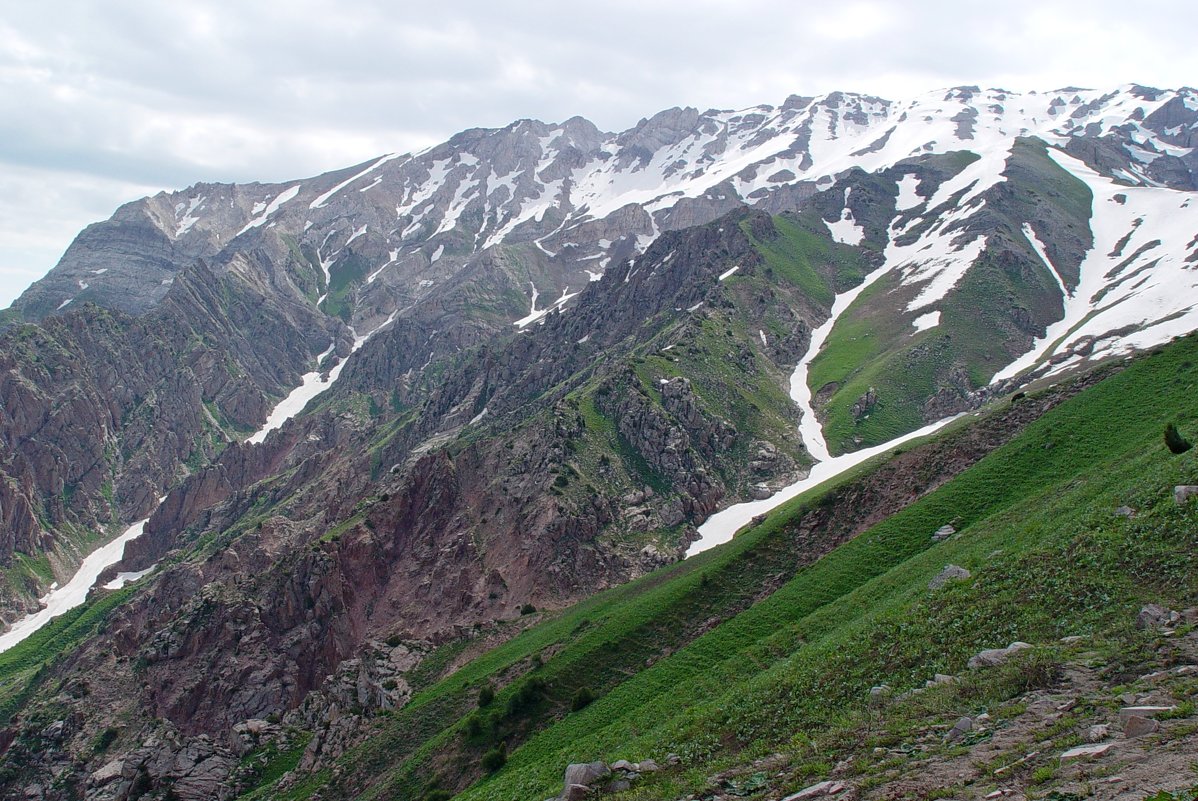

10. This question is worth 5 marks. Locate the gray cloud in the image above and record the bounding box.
[3,0,1196,307]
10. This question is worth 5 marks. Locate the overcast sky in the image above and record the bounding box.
[2,0,1196,308]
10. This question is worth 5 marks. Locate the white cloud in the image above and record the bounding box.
[2,0,1196,308]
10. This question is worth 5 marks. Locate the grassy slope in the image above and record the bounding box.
[0,585,136,729]
[304,332,1198,801]
[810,139,1094,454]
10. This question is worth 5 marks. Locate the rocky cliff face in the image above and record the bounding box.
[0,258,339,614]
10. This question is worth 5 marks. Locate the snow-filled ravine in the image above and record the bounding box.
[687,245,964,557]
[0,318,394,655]
[0,518,150,653]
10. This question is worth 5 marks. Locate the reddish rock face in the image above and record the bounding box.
[0,261,340,616]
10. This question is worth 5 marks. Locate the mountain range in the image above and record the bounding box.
[0,84,1196,801]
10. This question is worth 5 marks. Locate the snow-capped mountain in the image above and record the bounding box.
[13,86,1198,367]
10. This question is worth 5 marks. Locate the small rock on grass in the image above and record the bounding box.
[928,564,971,590]
[1174,485,1198,504]
[967,642,1031,669]
[944,716,973,743]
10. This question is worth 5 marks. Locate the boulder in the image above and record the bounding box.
[1123,715,1160,738]
[1060,742,1114,763]
[931,524,955,542]
[90,760,124,786]
[1114,505,1135,518]
[967,642,1032,669]
[1118,705,1175,723]
[944,716,973,743]
[928,564,971,590]
[562,783,593,801]
[868,684,892,702]
[1174,485,1198,504]
[637,758,660,772]
[610,759,636,772]
[1085,724,1110,742]
[1136,603,1179,629]
[562,761,610,788]
[782,780,846,800]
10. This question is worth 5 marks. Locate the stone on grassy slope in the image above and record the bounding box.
[967,641,1032,669]
[944,716,973,743]
[931,524,956,542]
[928,564,971,589]
[1174,485,1198,503]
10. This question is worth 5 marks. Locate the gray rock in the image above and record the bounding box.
[782,780,846,800]
[931,524,956,542]
[1114,505,1135,518]
[637,758,660,772]
[1086,724,1110,742]
[967,641,1032,669]
[1136,603,1180,629]
[1123,715,1160,738]
[869,684,892,702]
[89,760,124,786]
[928,564,971,590]
[1174,485,1198,504]
[562,761,610,788]
[562,783,593,801]
[1118,705,1175,723]
[610,759,636,772]
[1060,742,1114,762]
[606,779,632,792]
[945,716,973,743]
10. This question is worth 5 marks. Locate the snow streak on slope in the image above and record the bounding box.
[237,185,301,236]
[686,414,961,557]
[0,518,151,653]
[993,150,1198,382]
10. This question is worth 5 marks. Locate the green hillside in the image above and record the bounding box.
[257,334,1198,800]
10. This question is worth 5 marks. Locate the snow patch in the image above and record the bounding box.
[102,565,156,590]
[912,310,941,332]
[825,209,865,246]
[0,517,150,654]
[175,195,205,236]
[237,185,300,236]
[895,174,923,210]
[310,154,400,209]
[686,414,960,557]
[993,148,1198,382]
[345,223,368,246]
